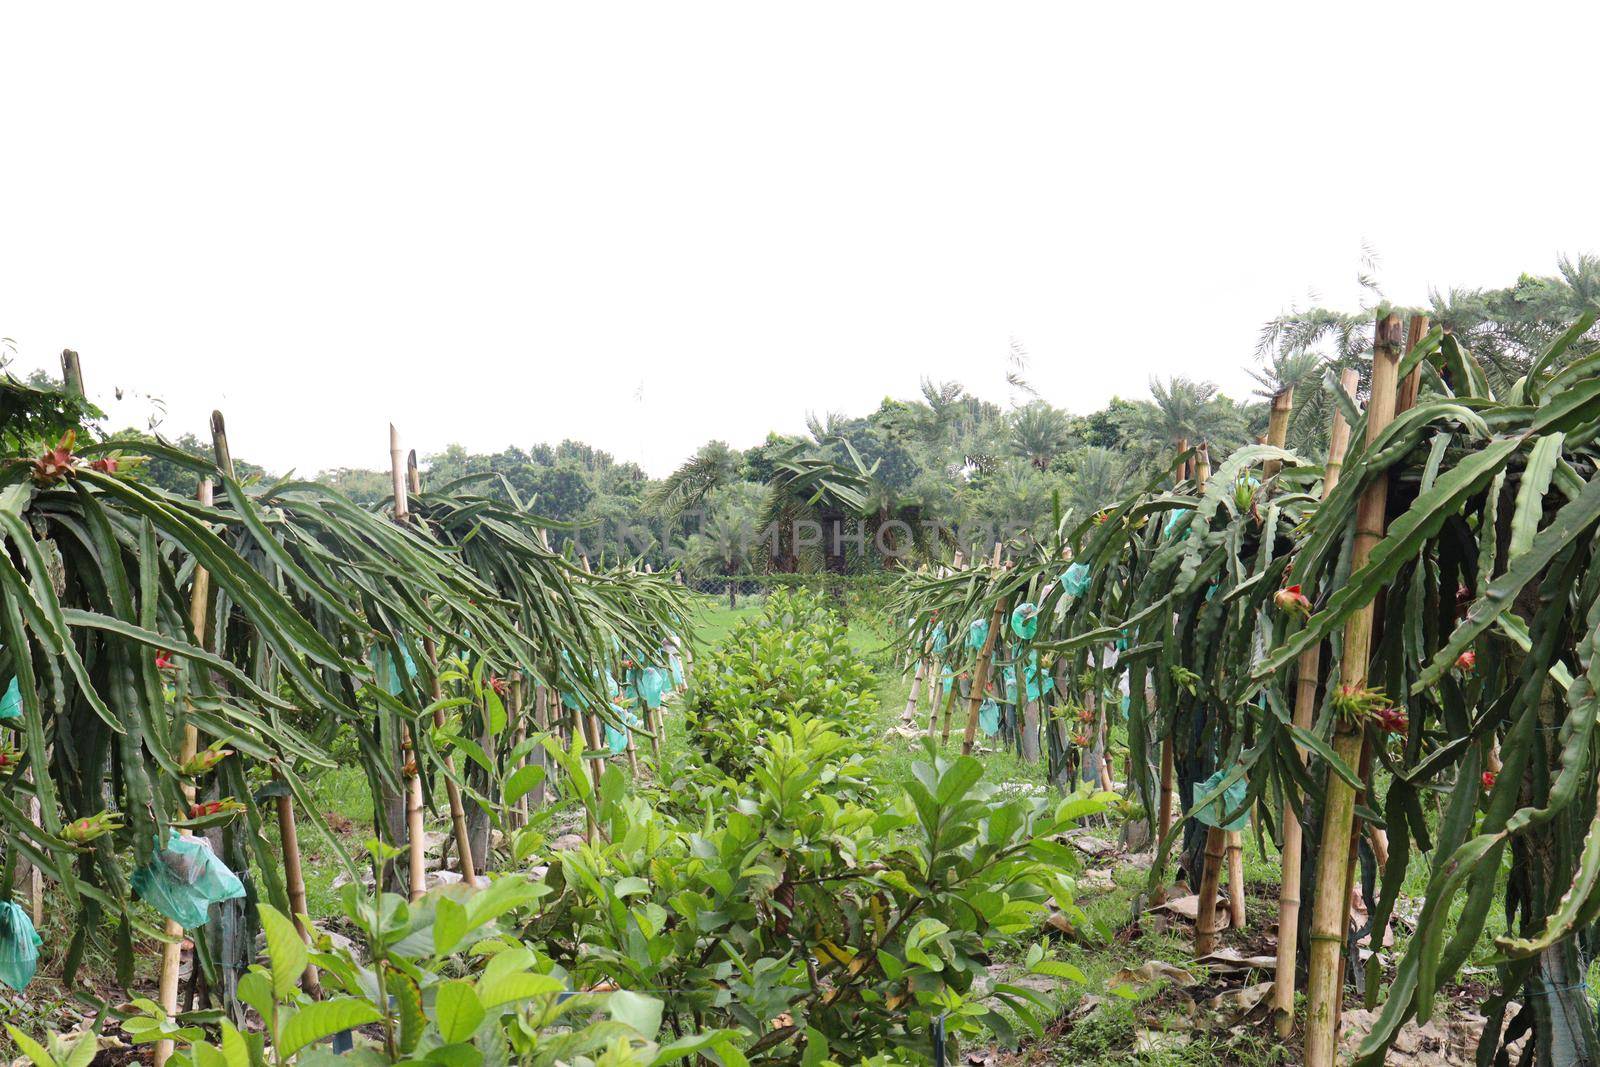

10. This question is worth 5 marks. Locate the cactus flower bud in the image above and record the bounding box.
[1274,584,1312,617]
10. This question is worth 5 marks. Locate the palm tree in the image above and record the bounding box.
[646,440,742,519]
[1247,349,1331,456]
[1009,402,1076,471]
[758,447,873,572]
[1062,447,1130,519]
[1115,377,1252,469]
[685,483,763,606]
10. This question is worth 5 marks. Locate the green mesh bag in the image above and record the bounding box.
[0,901,41,990]
[604,703,638,754]
[637,668,670,709]
[966,618,989,651]
[1010,603,1039,640]
[1060,563,1091,597]
[131,830,247,928]
[1193,770,1249,832]
[978,698,1000,737]
[0,677,19,721]
[369,645,418,697]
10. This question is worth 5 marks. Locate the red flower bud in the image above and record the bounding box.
[1456,650,1476,674]
[1375,706,1408,734]
[1482,771,1497,790]
[1274,584,1312,617]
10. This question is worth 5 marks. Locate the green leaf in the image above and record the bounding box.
[235,972,275,1021]
[935,756,984,804]
[219,1022,254,1067]
[4,1026,57,1067]
[477,971,563,1009]
[607,990,664,1038]
[503,765,545,807]
[258,905,309,1001]
[277,998,384,1057]
[433,981,486,1045]
[433,897,468,956]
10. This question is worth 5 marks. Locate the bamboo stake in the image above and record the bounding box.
[962,588,1008,756]
[1394,314,1430,415]
[1155,438,1190,849]
[406,452,479,886]
[1190,442,1233,957]
[573,703,598,844]
[903,658,925,721]
[211,412,322,995]
[1304,315,1404,1067]
[1223,391,1301,934]
[509,678,528,828]
[389,427,429,902]
[939,677,960,744]
[1272,372,1355,1034]
[59,349,84,397]
[156,479,213,1067]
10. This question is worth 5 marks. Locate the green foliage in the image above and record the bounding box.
[526,716,1107,1064]
[681,591,879,778]
[39,865,743,1067]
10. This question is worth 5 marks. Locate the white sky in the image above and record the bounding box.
[3,2,1598,477]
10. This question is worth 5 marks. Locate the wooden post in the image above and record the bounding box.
[389,427,429,902]
[1271,376,1354,1035]
[1304,315,1403,1067]
[405,452,479,886]
[155,479,213,1067]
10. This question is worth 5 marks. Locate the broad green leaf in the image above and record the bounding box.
[433,981,486,1045]
[259,905,309,1001]
[277,998,384,1057]
[607,990,664,1038]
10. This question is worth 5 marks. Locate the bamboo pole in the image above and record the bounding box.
[59,349,84,397]
[1189,444,1233,957]
[211,412,322,995]
[389,427,429,902]
[962,578,1008,756]
[509,678,528,828]
[1272,372,1355,1034]
[903,658,926,721]
[1155,438,1190,848]
[572,702,597,844]
[1394,314,1430,415]
[156,479,213,1067]
[1304,314,1404,1067]
[1223,391,1292,934]
[405,452,480,886]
